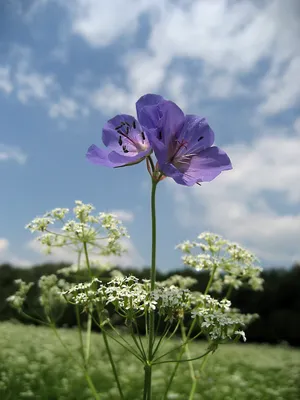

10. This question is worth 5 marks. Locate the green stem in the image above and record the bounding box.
[83,242,93,365]
[130,322,147,361]
[204,264,218,295]
[102,330,125,400]
[84,373,101,400]
[143,179,158,400]
[50,323,101,400]
[152,322,172,359]
[225,285,233,299]
[85,311,92,363]
[83,241,92,276]
[180,322,197,400]
[75,251,86,365]
[83,241,124,399]
[150,181,158,292]
[134,320,147,360]
[153,328,202,363]
[75,306,86,364]
[154,349,211,365]
[163,262,218,400]
[162,347,182,400]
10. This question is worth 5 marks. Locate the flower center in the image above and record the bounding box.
[169,139,188,163]
[114,122,147,153]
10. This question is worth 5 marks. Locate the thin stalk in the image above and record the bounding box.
[225,285,233,299]
[180,322,197,400]
[75,305,86,364]
[134,321,147,361]
[50,323,101,400]
[75,250,86,365]
[104,319,144,361]
[154,349,211,365]
[167,320,181,341]
[102,330,125,400]
[188,353,210,400]
[84,373,101,400]
[85,311,92,363]
[99,324,144,361]
[143,179,158,400]
[150,181,158,292]
[204,264,218,295]
[152,322,171,359]
[163,317,203,398]
[130,324,147,361]
[83,241,124,399]
[154,327,203,363]
[161,321,193,400]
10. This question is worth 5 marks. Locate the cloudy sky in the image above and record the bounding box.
[0,0,299,270]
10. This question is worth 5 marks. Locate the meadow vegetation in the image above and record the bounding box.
[1,322,299,400]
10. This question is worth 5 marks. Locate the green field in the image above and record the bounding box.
[0,322,299,400]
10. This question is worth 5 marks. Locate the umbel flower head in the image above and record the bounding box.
[138,94,232,186]
[86,96,164,167]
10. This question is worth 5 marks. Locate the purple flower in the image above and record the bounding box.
[139,96,232,186]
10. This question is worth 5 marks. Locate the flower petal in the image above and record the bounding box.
[108,148,150,166]
[157,101,185,144]
[86,145,118,167]
[184,146,232,182]
[148,132,168,166]
[136,94,164,123]
[180,115,215,152]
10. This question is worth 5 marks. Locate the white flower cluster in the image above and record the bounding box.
[63,276,193,322]
[57,260,113,277]
[6,279,33,311]
[157,274,197,289]
[25,200,129,259]
[191,294,246,342]
[7,275,69,320]
[38,275,67,316]
[177,232,264,293]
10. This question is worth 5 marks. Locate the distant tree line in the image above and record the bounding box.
[1,262,300,346]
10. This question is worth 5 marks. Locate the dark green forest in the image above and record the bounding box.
[1,262,300,346]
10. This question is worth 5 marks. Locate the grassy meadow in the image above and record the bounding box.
[0,322,299,400]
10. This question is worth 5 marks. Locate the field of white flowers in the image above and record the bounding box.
[0,322,299,400]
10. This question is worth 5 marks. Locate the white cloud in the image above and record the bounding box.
[90,83,136,115]
[110,210,135,223]
[0,46,90,121]
[0,66,13,94]
[9,1,299,117]
[70,0,300,116]
[294,118,300,135]
[0,144,28,164]
[0,238,31,267]
[16,68,55,104]
[49,96,89,119]
[259,56,300,115]
[0,238,9,253]
[169,121,300,265]
[68,0,160,47]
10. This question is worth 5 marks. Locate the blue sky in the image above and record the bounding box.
[0,0,300,270]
